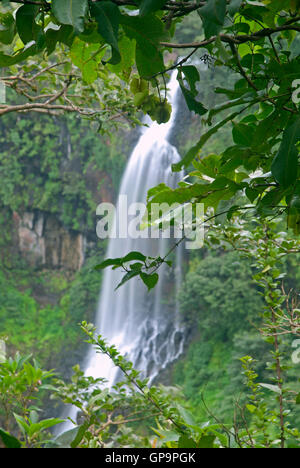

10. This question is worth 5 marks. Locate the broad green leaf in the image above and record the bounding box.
[198,0,227,38]
[0,428,21,448]
[115,270,140,290]
[122,251,147,263]
[271,118,300,188]
[70,38,105,83]
[232,123,255,147]
[46,426,79,448]
[121,14,167,78]
[108,35,135,78]
[139,0,166,16]
[197,435,216,448]
[45,25,74,54]
[240,53,265,70]
[290,194,300,214]
[287,213,300,235]
[296,393,300,404]
[14,413,30,435]
[16,4,39,44]
[192,153,220,179]
[181,65,200,94]
[178,435,197,448]
[70,422,90,448]
[52,0,88,33]
[130,262,143,271]
[228,0,243,16]
[259,383,281,394]
[147,176,239,210]
[96,252,146,270]
[177,68,207,116]
[27,418,64,437]
[246,404,257,413]
[147,183,171,202]
[257,187,289,215]
[82,60,98,84]
[140,272,159,291]
[94,257,123,270]
[0,12,15,45]
[152,428,180,442]
[90,2,121,65]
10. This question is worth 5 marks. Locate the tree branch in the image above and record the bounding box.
[160,24,300,49]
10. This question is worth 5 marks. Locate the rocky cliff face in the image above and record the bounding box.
[13,210,86,271]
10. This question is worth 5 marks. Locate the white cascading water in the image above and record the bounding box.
[84,71,185,386]
[56,72,186,434]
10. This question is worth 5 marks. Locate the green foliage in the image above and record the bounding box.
[271,118,300,188]
[178,251,263,341]
[0,0,299,450]
[52,0,88,33]
[61,322,229,448]
[95,251,166,291]
[0,0,299,229]
[198,0,227,38]
[0,244,104,371]
[0,107,128,230]
[173,225,300,441]
[90,2,121,65]
[0,351,64,448]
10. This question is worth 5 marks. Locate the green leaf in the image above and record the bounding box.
[46,426,79,448]
[14,413,30,436]
[70,38,105,83]
[259,383,281,394]
[122,251,147,263]
[70,422,90,448]
[296,393,300,404]
[90,2,121,65]
[271,118,300,188]
[0,12,15,45]
[181,65,200,94]
[290,194,300,215]
[15,4,39,44]
[177,68,207,116]
[121,14,167,78]
[228,0,243,16]
[246,404,257,413]
[198,0,227,38]
[232,123,255,147]
[140,272,159,291]
[147,183,171,202]
[178,435,197,448]
[95,251,146,272]
[94,257,122,270]
[197,435,216,448]
[257,187,288,215]
[108,35,135,77]
[179,86,207,115]
[45,25,74,54]
[52,0,88,33]
[152,428,180,442]
[0,428,21,448]
[139,0,166,16]
[115,270,140,290]
[27,418,64,438]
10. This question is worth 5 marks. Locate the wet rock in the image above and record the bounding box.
[15,210,86,271]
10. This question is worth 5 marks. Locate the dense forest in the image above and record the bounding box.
[0,0,300,450]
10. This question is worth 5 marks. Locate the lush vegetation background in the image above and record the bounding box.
[0,0,299,449]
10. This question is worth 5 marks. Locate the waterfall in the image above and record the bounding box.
[84,71,185,386]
